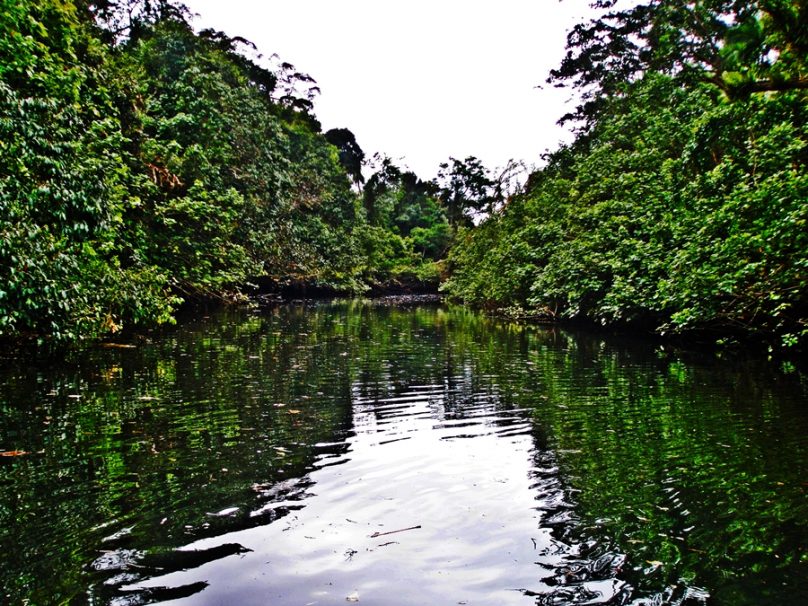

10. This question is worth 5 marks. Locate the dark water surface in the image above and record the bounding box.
[1,301,806,605]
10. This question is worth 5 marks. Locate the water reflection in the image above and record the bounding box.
[0,300,806,605]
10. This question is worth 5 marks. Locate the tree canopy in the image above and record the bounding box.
[551,0,808,126]
[0,0,455,342]
[1,0,804,355]
[324,128,365,188]
[445,0,807,354]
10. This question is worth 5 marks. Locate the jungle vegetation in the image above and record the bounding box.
[1,0,805,354]
[443,0,807,354]
[0,0,490,342]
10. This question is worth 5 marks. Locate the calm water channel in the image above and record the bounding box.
[1,300,806,605]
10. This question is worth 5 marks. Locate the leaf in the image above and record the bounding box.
[0,450,29,457]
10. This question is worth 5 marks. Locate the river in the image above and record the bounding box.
[1,300,806,605]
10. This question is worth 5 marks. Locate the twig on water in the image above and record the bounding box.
[369,525,421,538]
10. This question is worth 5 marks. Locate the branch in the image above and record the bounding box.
[746,77,808,93]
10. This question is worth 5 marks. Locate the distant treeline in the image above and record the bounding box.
[1,0,805,354]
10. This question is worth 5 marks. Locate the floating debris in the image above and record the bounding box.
[0,450,29,457]
[206,507,240,517]
[369,525,421,538]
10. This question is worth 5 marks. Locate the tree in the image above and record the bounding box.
[362,156,402,227]
[436,156,498,227]
[83,0,190,43]
[325,128,366,189]
[550,0,808,126]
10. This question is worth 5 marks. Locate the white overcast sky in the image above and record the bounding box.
[181,0,594,179]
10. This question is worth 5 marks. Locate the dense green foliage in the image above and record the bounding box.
[444,0,807,352]
[0,0,176,341]
[357,157,452,288]
[0,0,460,342]
[3,0,805,352]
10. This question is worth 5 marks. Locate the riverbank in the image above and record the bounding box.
[459,303,806,370]
[2,290,804,375]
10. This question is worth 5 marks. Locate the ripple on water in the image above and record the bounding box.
[3,303,804,606]
[99,381,633,606]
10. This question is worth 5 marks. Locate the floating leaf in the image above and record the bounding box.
[0,450,29,457]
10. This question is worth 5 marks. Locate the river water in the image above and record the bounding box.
[1,300,806,605]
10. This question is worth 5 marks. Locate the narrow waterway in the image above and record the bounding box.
[1,300,805,605]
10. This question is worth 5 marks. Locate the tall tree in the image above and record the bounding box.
[551,0,808,126]
[325,128,366,189]
[83,0,190,42]
[436,156,498,227]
